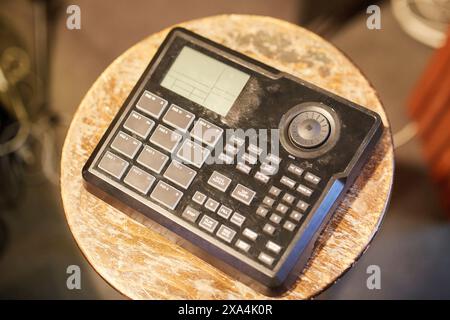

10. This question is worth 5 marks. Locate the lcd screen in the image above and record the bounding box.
[161,46,250,116]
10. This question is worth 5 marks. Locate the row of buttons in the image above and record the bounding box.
[253,164,320,234]
[136,91,194,133]
[287,163,321,185]
[257,185,307,233]
[201,169,284,263]
[206,170,257,206]
[188,190,282,266]
[106,137,199,192]
[98,151,186,210]
[120,115,214,171]
[265,185,309,212]
[110,124,209,175]
[280,175,314,197]
[248,163,318,241]
[241,226,282,265]
[187,192,245,244]
[132,90,224,160]
[252,164,317,237]
[123,95,197,141]
[124,101,223,152]
[218,135,282,184]
[191,192,246,228]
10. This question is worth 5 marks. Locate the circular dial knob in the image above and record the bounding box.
[288,111,331,148]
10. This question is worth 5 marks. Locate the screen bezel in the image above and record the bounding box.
[160,46,251,117]
[145,32,279,125]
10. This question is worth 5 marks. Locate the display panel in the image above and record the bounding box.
[161,46,250,116]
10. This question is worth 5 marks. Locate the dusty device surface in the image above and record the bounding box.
[82,27,383,293]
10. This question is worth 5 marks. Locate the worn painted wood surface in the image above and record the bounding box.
[61,15,394,299]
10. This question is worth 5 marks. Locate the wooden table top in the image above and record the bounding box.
[61,15,394,299]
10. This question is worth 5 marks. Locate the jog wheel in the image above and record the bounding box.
[288,110,331,149]
[279,102,340,158]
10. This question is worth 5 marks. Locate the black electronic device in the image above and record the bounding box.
[82,27,382,293]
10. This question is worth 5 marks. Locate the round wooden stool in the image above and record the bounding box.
[61,15,394,299]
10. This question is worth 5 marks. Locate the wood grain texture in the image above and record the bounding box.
[61,15,394,299]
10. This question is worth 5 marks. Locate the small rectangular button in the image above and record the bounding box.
[150,181,183,210]
[276,203,289,214]
[123,166,155,194]
[256,206,268,218]
[304,172,321,185]
[136,91,168,119]
[266,241,282,255]
[236,162,252,174]
[176,139,210,168]
[254,171,270,183]
[162,104,195,132]
[231,184,256,205]
[224,144,239,156]
[216,225,236,243]
[98,151,129,179]
[198,215,219,233]
[287,163,304,176]
[297,184,313,197]
[243,228,258,241]
[163,160,197,189]
[205,198,219,212]
[248,144,263,156]
[262,196,275,207]
[229,135,245,147]
[280,176,296,189]
[263,223,276,236]
[269,213,282,224]
[296,200,309,211]
[182,206,201,223]
[192,191,207,205]
[236,163,251,174]
[217,205,233,219]
[230,212,246,228]
[207,171,231,192]
[268,186,281,197]
[241,152,257,165]
[190,118,223,147]
[111,131,142,159]
[260,163,278,175]
[258,252,274,266]
[235,239,251,252]
[283,221,296,231]
[282,193,295,204]
[149,125,182,153]
[290,210,303,222]
[137,145,169,174]
[123,111,154,139]
[265,153,281,165]
[218,152,234,164]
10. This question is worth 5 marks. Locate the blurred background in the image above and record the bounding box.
[0,0,449,299]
